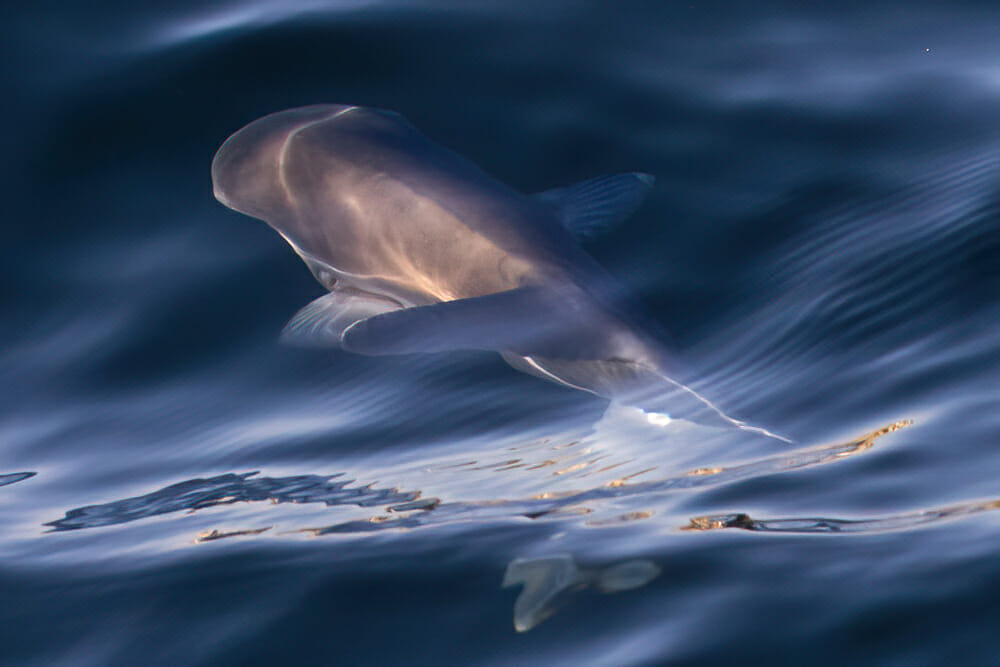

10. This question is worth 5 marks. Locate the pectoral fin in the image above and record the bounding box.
[280,288,403,348]
[340,287,570,356]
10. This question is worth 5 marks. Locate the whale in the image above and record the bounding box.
[212,104,781,437]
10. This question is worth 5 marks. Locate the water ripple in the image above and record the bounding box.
[44,471,420,532]
[306,422,909,536]
[686,498,1000,534]
[143,0,386,50]
[0,472,36,488]
[697,149,1000,428]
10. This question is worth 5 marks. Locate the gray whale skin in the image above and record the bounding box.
[212,104,777,436]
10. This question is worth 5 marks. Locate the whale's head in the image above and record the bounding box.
[211,104,358,223]
[211,104,434,278]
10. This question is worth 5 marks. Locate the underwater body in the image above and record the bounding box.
[4,2,1000,665]
[212,104,782,435]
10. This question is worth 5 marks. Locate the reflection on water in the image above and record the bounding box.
[502,555,661,632]
[280,423,904,537]
[33,420,933,636]
[0,472,35,488]
[686,499,1000,534]
[44,422,909,540]
[44,471,422,532]
[195,526,272,542]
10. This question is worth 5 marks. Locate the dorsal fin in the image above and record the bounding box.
[502,556,583,632]
[534,173,655,240]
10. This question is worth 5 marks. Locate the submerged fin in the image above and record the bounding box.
[340,287,575,356]
[534,173,655,240]
[502,555,661,632]
[502,556,583,632]
[280,288,402,348]
[595,560,661,593]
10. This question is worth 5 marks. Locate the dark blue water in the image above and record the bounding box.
[4,2,1000,664]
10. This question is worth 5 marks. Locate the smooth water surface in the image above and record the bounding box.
[3,2,1000,665]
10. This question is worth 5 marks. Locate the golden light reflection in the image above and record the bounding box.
[684,499,1000,534]
[606,468,658,487]
[686,467,724,476]
[674,421,1000,536]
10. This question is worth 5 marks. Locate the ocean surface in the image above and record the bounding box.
[3,2,1000,665]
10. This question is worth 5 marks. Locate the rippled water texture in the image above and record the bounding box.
[3,2,1000,665]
